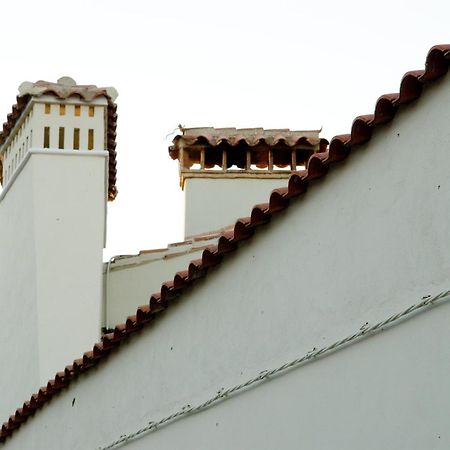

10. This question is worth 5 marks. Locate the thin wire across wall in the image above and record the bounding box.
[97,289,450,450]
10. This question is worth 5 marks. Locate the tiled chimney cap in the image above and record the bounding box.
[0,77,119,200]
[171,127,323,152]
[169,127,328,187]
[18,76,118,102]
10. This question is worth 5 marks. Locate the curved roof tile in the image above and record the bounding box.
[169,127,325,160]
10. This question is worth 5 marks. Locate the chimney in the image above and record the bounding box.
[170,127,325,238]
[0,77,118,389]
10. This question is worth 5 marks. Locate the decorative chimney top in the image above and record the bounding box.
[18,77,118,102]
[0,77,118,200]
[169,127,327,188]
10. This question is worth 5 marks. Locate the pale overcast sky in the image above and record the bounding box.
[0,0,448,259]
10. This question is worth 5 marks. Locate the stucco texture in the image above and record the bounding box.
[4,74,450,449]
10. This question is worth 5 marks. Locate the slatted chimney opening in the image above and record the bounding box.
[170,128,325,188]
[180,142,316,172]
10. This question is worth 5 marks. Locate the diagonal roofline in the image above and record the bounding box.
[1,43,449,444]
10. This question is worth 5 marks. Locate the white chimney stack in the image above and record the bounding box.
[0,77,118,396]
[170,127,325,238]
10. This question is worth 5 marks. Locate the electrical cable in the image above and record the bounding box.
[97,289,450,450]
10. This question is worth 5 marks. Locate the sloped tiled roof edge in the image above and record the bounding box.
[1,44,449,444]
[0,86,118,201]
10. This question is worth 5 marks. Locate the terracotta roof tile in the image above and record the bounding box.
[172,127,322,148]
[17,77,118,102]
[0,77,119,201]
[1,44,449,444]
[169,127,328,170]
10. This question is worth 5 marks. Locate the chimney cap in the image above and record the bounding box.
[0,77,119,201]
[169,126,325,161]
[18,77,118,102]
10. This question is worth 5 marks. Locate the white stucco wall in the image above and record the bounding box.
[4,75,450,449]
[1,95,108,186]
[0,160,39,422]
[0,149,107,421]
[104,238,219,329]
[184,177,290,238]
[30,96,107,152]
[2,105,33,184]
[31,151,107,384]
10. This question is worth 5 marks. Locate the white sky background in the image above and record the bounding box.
[0,0,448,260]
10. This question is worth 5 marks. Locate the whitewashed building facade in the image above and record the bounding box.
[0,45,450,449]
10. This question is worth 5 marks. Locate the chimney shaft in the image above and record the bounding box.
[0,78,118,410]
[169,127,323,238]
